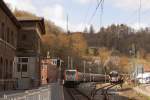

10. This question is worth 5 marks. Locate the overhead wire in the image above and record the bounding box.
[81,3,92,31]
[87,0,103,25]
[99,0,104,30]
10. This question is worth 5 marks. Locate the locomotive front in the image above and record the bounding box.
[109,71,119,84]
[64,69,80,86]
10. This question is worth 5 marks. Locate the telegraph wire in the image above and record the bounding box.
[99,0,104,30]
[88,0,103,25]
[81,3,92,31]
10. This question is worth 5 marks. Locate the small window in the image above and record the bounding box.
[22,64,27,72]
[17,64,21,72]
[11,31,14,45]
[19,58,28,63]
[0,57,2,65]
[1,23,5,40]
[0,57,3,78]
[7,28,10,43]
[21,58,28,63]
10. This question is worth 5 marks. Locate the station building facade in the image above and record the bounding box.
[0,0,20,90]
[0,0,46,90]
[13,18,45,89]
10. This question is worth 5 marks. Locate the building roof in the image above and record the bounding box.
[17,17,46,35]
[0,0,20,28]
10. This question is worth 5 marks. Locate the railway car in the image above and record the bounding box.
[64,69,82,87]
[64,69,109,87]
[109,71,120,84]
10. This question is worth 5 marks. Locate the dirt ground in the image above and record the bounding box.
[96,83,150,100]
[118,84,150,100]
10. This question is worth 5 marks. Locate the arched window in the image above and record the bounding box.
[9,60,13,78]
[7,27,10,43]
[1,23,5,40]
[5,59,8,79]
[0,23,1,39]
[11,31,14,45]
[0,57,3,78]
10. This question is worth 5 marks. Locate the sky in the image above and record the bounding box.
[4,0,150,32]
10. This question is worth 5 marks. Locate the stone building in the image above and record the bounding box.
[0,0,20,90]
[41,58,58,85]
[13,17,45,89]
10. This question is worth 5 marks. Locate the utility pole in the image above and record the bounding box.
[71,58,73,69]
[66,14,69,33]
[104,66,107,83]
[89,68,92,82]
[68,56,70,69]
[130,43,137,86]
[83,61,86,82]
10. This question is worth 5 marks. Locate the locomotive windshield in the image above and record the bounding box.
[66,70,76,75]
[109,71,118,77]
[65,70,77,81]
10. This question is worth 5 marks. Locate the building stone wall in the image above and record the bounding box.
[41,59,58,85]
[14,19,45,89]
[0,0,45,90]
[0,1,19,90]
[17,21,43,56]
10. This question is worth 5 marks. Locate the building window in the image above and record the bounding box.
[7,28,10,43]
[19,58,28,63]
[0,23,1,39]
[11,31,14,45]
[17,64,21,72]
[1,23,5,40]
[17,63,28,72]
[5,59,8,79]
[22,64,27,72]
[9,61,13,78]
[0,57,3,78]
[22,58,28,63]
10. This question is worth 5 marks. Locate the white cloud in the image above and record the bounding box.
[41,4,67,30]
[42,4,64,21]
[129,23,148,30]
[76,0,97,4]
[111,0,150,11]
[4,0,37,13]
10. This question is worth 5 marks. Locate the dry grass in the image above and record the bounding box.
[118,83,150,100]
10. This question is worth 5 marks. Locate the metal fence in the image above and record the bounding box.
[0,85,51,100]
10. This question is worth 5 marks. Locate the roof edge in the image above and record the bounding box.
[0,0,20,28]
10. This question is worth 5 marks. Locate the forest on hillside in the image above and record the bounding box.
[84,24,150,57]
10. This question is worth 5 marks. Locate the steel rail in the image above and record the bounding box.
[66,88,91,100]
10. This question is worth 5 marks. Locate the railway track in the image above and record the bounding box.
[65,83,120,100]
[91,83,118,100]
[66,88,91,100]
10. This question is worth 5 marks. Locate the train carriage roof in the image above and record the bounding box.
[109,71,118,74]
[65,69,77,71]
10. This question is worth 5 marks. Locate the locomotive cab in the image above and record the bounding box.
[109,71,119,84]
[64,69,80,87]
